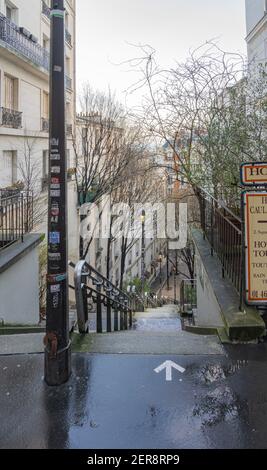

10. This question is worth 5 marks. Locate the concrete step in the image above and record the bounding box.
[70,330,225,355]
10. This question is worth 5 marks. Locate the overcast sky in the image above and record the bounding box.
[76,0,247,107]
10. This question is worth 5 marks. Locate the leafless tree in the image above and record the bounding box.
[17,133,47,229]
[125,41,267,211]
[73,85,152,260]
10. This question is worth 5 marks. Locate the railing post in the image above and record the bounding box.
[180,281,184,313]
[114,307,119,331]
[210,198,214,256]
[106,298,112,333]
[96,284,102,333]
[82,284,89,333]
[120,309,124,331]
[74,261,89,334]
[202,194,206,240]
[21,194,24,243]
[129,309,133,328]
[124,309,128,330]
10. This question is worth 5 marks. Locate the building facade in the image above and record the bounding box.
[0,0,76,191]
[245,0,267,65]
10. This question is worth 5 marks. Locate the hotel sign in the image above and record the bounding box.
[241,162,267,186]
[244,191,267,305]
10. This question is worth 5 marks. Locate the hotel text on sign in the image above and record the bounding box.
[244,192,267,305]
[241,163,267,186]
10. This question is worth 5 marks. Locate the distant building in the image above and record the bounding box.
[245,0,267,65]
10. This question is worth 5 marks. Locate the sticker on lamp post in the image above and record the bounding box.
[243,191,267,305]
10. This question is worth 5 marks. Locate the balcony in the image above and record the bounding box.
[66,124,73,136]
[65,29,72,47]
[0,14,49,71]
[42,0,51,20]
[41,117,49,132]
[0,107,22,129]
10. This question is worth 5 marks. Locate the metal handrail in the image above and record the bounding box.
[198,188,242,224]
[0,190,33,251]
[74,260,133,334]
[196,187,243,295]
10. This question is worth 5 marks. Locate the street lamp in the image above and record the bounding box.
[44,0,71,386]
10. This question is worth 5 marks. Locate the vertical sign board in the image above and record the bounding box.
[243,192,267,305]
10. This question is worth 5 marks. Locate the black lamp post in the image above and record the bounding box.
[44,0,71,386]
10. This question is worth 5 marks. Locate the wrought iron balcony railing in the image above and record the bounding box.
[42,0,51,20]
[65,29,72,47]
[41,117,49,132]
[0,107,22,129]
[0,14,49,71]
[0,190,33,252]
[66,123,73,136]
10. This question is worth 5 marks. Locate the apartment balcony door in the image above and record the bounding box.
[4,75,17,111]
[1,151,17,187]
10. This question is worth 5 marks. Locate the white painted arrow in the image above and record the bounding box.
[154,361,186,382]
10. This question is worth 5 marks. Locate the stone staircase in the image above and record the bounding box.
[70,304,224,355]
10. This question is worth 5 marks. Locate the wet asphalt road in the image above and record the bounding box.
[1,345,267,449]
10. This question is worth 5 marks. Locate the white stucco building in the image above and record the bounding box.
[0,0,76,190]
[245,0,267,65]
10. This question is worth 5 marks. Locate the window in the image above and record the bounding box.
[2,151,17,186]
[5,1,18,24]
[43,92,49,119]
[6,6,12,19]
[42,150,48,179]
[66,149,70,169]
[43,35,50,52]
[66,57,71,76]
[82,127,88,156]
[4,74,18,110]
[66,102,71,121]
[65,11,69,29]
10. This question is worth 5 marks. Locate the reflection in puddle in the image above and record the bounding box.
[193,385,247,427]
[195,360,249,384]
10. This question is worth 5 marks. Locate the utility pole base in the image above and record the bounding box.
[44,341,71,386]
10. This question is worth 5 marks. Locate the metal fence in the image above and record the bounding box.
[0,190,33,252]
[74,260,133,334]
[180,279,197,315]
[0,107,22,129]
[0,13,49,71]
[196,187,242,295]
